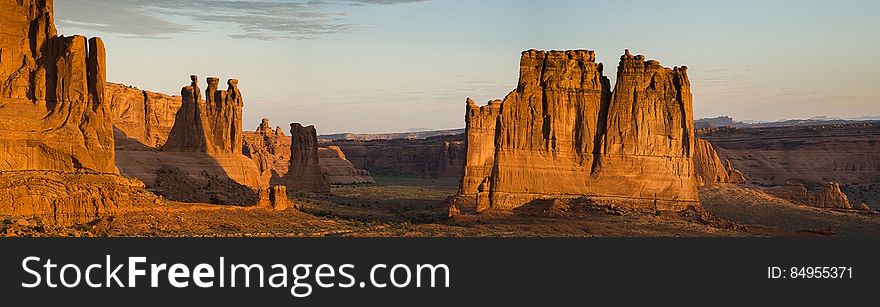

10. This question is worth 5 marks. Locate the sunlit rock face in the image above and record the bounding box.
[459,49,700,212]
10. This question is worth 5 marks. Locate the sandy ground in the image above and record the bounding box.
[3,178,878,237]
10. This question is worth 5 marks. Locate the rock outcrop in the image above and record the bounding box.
[766,182,854,210]
[164,76,244,154]
[458,49,699,212]
[107,83,182,148]
[257,186,291,211]
[286,123,330,193]
[243,118,291,185]
[0,0,115,173]
[318,146,375,184]
[115,76,260,193]
[694,138,746,185]
[0,0,157,226]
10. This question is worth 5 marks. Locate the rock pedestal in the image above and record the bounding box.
[285,123,330,193]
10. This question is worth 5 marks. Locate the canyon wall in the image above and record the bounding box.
[286,123,330,193]
[106,82,181,148]
[458,49,699,212]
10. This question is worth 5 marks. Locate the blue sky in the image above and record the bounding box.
[55,0,880,133]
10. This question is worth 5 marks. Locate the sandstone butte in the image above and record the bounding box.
[458,49,703,212]
[286,123,331,193]
[0,0,155,226]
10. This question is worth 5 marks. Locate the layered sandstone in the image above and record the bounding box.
[0,171,155,226]
[0,0,115,173]
[694,138,746,185]
[458,49,699,212]
[286,123,330,193]
[0,0,156,226]
[107,83,182,147]
[318,146,375,184]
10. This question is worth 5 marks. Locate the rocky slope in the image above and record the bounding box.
[457,49,699,212]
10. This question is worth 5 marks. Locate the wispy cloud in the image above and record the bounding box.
[55,0,428,40]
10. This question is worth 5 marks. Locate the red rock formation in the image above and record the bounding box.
[814,182,853,209]
[0,0,115,173]
[766,182,854,210]
[694,138,746,185]
[459,49,699,212]
[115,75,260,191]
[318,146,375,184]
[0,0,159,226]
[256,185,290,210]
[107,82,182,147]
[243,118,291,185]
[164,76,244,154]
[286,123,330,193]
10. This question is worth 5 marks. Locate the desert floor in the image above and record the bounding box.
[4,177,879,237]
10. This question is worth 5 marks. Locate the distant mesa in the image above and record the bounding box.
[457,49,699,212]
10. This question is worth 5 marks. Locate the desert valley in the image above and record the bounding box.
[2,0,879,237]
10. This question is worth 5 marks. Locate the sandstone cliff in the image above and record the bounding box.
[0,0,115,173]
[318,146,375,184]
[164,75,244,154]
[286,123,330,193]
[107,82,182,148]
[458,49,699,212]
[694,138,746,185]
[0,0,159,226]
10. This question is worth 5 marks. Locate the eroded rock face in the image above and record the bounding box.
[243,118,291,186]
[257,185,289,210]
[0,171,155,226]
[459,49,699,212]
[164,76,244,154]
[0,0,114,173]
[286,123,330,193]
[318,146,375,184]
[694,138,746,185]
[815,182,852,209]
[107,83,182,147]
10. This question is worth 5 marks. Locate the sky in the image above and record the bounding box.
[54,0,880,134]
